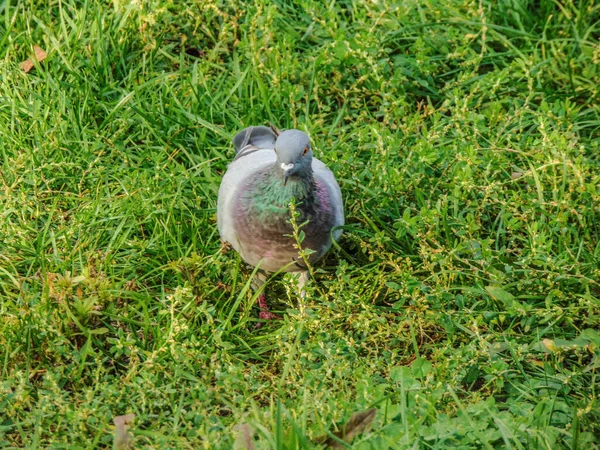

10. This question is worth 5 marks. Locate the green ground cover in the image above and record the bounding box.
[1,0,600,448]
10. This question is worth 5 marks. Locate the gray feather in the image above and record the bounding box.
[233,126,277,153]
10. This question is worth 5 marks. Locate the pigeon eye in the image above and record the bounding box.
[302,146,309,156]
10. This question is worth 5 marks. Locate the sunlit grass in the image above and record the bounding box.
[1,0,599,448]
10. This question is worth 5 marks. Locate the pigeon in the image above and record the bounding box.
[217,125,344,321]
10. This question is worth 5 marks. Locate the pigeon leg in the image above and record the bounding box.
[257,293,281,320]
[252,272,281,325]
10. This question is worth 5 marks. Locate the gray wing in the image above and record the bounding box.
[232,126,277,154]
[313,159,345,241]
[221,126,279,246]
[217,148,277,252]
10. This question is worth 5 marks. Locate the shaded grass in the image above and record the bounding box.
[1,0,600,448]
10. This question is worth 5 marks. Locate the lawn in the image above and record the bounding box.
[1,0,600,448]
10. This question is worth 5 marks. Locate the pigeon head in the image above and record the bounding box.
[274,130,313,186]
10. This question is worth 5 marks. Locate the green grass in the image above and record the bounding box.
[1,0,600,448]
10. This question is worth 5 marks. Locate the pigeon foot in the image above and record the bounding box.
[255,293,281,328]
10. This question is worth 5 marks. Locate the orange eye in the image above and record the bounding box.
[302,146,309,156]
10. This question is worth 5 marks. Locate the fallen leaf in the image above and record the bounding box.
[219,240,233,254]
[71,275,86,284]
[529,358,545,367]
[543,338,557,352]
[233,423,256,450]
[113,414,135,449]
[47,273,56,297]
[317,408,377,448]
[20,45,47,73]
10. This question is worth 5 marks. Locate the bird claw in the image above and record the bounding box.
[254,311,281,330]
[254,293,281,329]
[258,310,281,320]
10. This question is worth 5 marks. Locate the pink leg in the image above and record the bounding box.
[257,293,281,321]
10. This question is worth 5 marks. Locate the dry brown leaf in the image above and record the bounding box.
[233,423,256,450]
[113,413,135,449]
[219,239,233,254]
[318,408,377,448]
[20,45,47,73]
[47,273,56,297]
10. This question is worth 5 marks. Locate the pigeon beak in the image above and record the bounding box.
[281,163,294,186]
